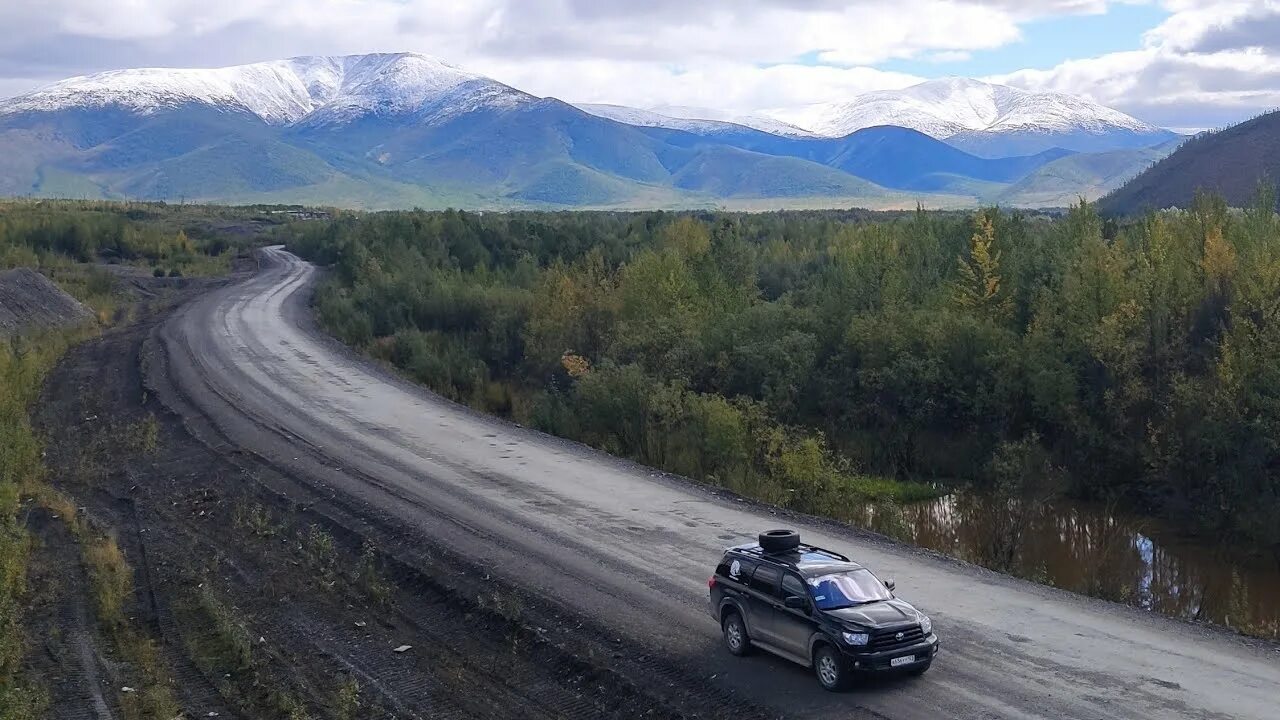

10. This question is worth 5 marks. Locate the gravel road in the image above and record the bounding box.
[152,246,1280,720]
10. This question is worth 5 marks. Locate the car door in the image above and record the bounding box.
[746,564,782,644]
[774,572,816,659]
[715,554,756,619]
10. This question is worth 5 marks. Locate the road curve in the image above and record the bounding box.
[155,247,1278,720]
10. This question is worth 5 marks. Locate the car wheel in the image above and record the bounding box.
[722,612,751,656]
[814,645,850,691]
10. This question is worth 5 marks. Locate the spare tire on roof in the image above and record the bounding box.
[759,529,800,553]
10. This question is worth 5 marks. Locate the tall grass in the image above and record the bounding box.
[81,532,179,720]
[0,330,87,718]
[1,329,181,719]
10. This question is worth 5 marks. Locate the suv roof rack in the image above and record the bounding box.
[735,542,851,563]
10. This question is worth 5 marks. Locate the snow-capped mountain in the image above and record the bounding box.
[576,103,814,138]
[759,78,1175,156]
[573,78,1174,157]
[0,53,1173,208]
[0,52,899,207]
[766,78,1158,139]
[0,53,534,127]
[646,105,815,138]
[575,104,744,134]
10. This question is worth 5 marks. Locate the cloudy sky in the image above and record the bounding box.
[1,0,1277,131]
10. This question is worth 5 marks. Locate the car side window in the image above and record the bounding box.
[750,565,782,596]
[781,573,808,602]
[718,555,757,585]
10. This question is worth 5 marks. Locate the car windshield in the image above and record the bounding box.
[807,570,892,610]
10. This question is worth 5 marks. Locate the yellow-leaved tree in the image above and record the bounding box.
[1201,223,1237,291]
[952,214,1011,320]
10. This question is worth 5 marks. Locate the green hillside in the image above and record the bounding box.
[670,146,889,198]
[1101,112,1280,214]
[1000,142,1178,207]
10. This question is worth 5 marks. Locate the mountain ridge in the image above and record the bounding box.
[1100,111,1280,215]
[577,78,1176,158]
[0,53,1178,209]
[1,53,534,128]
[768,78,1158,136]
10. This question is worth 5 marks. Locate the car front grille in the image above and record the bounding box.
[869,624,924,653]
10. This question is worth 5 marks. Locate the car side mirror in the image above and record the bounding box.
[784,595,806,610]
[884,578,896,592]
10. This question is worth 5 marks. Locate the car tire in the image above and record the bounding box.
[722,612,751,656]
[759,529,800,553]
[814,644,851,692]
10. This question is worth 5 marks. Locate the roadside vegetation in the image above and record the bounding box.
[0,198,307,280]
[0,331,77,718]
[1,326,187,719]
[293,210,938,509]
[0,202,264,718]
[284,191,1280,552]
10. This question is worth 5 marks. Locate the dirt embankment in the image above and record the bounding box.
[25,284,770,719]
[0,267,94,337]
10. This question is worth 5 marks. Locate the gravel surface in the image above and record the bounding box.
[149,246,1280,720]
[35,285,752,720]
[0,267,93,337]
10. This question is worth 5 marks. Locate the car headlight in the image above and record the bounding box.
[842,631,870,646]
[919,614,932,636]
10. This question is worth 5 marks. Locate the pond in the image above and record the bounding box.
[847,490,1280,639]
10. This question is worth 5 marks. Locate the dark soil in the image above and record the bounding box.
[26,282,774,719]
[21,506,114,720]
[0,267,93,337]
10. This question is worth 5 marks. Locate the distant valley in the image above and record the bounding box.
[0,53,1182,210]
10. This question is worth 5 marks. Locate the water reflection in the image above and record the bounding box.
[845,490,1280,638]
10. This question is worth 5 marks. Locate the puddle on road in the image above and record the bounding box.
[844,490,1280,638]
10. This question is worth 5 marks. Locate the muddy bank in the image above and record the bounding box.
[840,490,1280,639]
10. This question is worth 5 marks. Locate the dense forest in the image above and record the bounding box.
[281,195,1280,550]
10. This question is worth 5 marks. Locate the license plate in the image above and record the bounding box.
[890,655,915,667]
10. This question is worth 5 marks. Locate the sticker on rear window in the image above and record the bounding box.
[730,560,742,579]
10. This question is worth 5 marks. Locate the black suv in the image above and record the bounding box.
[708,530,939,691]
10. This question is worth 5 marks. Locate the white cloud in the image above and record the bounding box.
[0,0,1277,128]
[0,0,1025,112]
[1141,0,1263,51]
[0,77,42,99]
[480,58,925,114]
[990,1,1280,129]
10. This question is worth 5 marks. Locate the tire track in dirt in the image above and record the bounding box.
[33,289,777,720]
[23,509,115,720]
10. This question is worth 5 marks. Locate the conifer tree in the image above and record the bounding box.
[953,214,1011,319]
